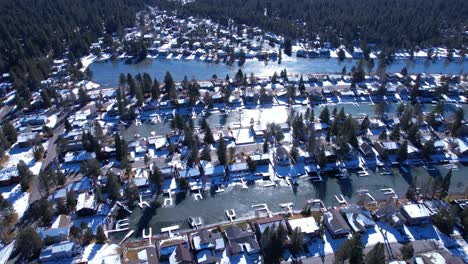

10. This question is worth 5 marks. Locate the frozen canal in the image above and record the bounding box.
[89,56,467,85]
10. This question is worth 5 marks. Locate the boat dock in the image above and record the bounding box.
[252,203,273,217]
[225,209,236,222]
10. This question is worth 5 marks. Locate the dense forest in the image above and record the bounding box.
[0,0,143,107]
[165,0,467,50]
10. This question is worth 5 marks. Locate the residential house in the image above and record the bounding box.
[340,205,376,233]
[287,216,320,244]
[76,192,98,216]
[38,214,71,243]
[323,209,352,238]
[401,204,432,225]
[124,245,159,264]
[158,239,194,264]
[17,132,38,147]
[39,241,81,263]
[190,229,225,264]
[0,166,19,186]
[223,225,260,256]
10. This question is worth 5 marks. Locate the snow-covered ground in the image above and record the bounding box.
[0,184,29,218]
[80,54,97,72]
[0,242,14,264]
[80,243,121,264]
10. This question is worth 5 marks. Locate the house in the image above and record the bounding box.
[17,132,38,147]
[76,192,98,216]
[226,162,249,177]
[254,215,288,237]
[19,114,48,127]
[401,204,432,225]
[39,214,71,243]
[223,225,260,256]
[250,154,270,166]
[0,166,19,186]
[190,229,225,264]
[191,229,225,252]
[63,151,96,164]
[340,205,376,233]
[124,245,159,264]
[323,209,352,238]
[287,216,320,244]
[374,202,407,227]
[39,241,81,263]
[158,239,194,263]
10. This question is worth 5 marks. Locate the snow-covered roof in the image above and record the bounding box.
[288,217,319,234]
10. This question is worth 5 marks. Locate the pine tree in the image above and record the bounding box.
[320,106,330,124]
[365,242,385,264]
[217,136,227,165]
[2,121,17,145]
[107,173,121,201]
[17,160,32,191]
[440,169,452,198]
[164,71,177,101]
[95,225,107,244]
[16,226,42,259]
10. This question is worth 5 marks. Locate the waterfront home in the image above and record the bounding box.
[76,192,97,216]
[319,147,339,172]
[0,166,19,186]
[158,239,194,264]
[401,204,432,225]
[128,139,148,159]
[287,216,320,244]
[340,205,376,233]
[323,209,352,239]
[178,167,201,179]
[226,162,249,177]
[190,229,225,264]
[274,146,291,166]
[203,165,225,179]
[250,153,270,166]
[124,245,159,264]
[422,199,450,216]
[374,202,407,227]
[374,141,400,164]
[340,144,361,170]
[255,215,288,238]
[223,225,261,256]
[38,214,71,243]
[39,241,81,263]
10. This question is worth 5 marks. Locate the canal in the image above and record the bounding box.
[89,56,467,85]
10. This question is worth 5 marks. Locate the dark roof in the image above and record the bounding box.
[175,244,193,262]
[324,209,351,235]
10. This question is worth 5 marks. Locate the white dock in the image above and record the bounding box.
[142,228,152,245]
[252,203,272,218]
[335,195,348,205]
[306,199,327,211]
[138,195,150,209]
[280,202,294,215]
[161,225,180,238]
[215,185,225,193]
[225,209,236,222]
[357,166,369,177]
[240,178,248,189]
[119,230,135,245]
[263,181,276,188]
[381,188,398,199]
[193,189,203,201]
[116,201,132,214]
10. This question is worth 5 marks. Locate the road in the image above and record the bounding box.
[28,115,67,203]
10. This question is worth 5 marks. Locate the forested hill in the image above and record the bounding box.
[173,0,467,49]
[0,0,143,98]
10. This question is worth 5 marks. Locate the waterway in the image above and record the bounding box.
[90,56,467,85]
[116,103,467,239]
